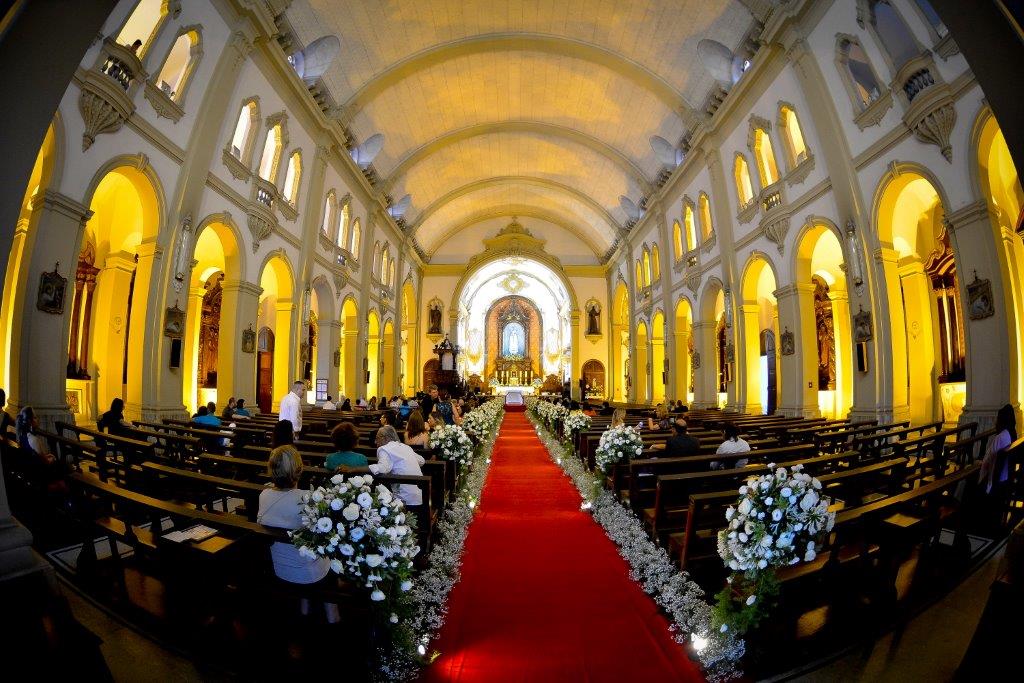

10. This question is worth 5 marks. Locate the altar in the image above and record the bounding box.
[494,385,535,397]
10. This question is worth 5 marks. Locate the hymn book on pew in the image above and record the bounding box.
[163,524,219,543]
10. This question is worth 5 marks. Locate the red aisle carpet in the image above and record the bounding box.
[421,412,705,682]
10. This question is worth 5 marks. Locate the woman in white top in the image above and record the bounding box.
[712,424,751,469]
[980,404,1017,494]
[257,446,329,585]
[370,426,426,506]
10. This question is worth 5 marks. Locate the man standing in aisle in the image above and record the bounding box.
[279,380,305,437]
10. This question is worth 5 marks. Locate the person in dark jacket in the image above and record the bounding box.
[663,419,700,457]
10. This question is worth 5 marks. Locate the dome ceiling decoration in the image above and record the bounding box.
[285,0,758,259]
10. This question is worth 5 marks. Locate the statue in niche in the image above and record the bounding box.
[197,273,223,388]
[503,321,525,356]
[427,299,443,335]
[813,276,836,390]
[586,302,601,335]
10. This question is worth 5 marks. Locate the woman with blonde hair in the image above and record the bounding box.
[611,408,627,428]
[647,404,672,431]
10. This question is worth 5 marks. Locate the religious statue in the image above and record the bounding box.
[586,303,601,335]
[428,299,443,334]
[508,328,521,355]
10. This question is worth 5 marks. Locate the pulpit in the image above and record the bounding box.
[432,335,464,394]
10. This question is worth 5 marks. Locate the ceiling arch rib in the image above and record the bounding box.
[337,33,691,126]
[382,120,652,192]
[412,175,621,245]
[429,205,605,259]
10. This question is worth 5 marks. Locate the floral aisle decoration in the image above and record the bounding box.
[532,399,568,431]
[291,473,419,611]
[428,423,474,472]
[529,412,745,681]
[378,405,504,681]
[713,464,835,635]
[562,410,592,444]
[594,424,644,472]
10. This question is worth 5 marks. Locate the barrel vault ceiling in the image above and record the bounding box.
[285,0,758,260]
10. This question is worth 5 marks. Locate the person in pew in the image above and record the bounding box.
[321,395,337,410]
[419,385,438,421]
[257,445,339,622]
[379,409,401,430]
[325,422,369,472]
[398,399,413,421]
[647,404,673,432]
[426,410,444,433]
[355,397,368,410]
[370,426,426,507]
[435,390,458,425]
[221,397,237,421]
[339,397,352,411]
[711,423,751,470]
[368,396,378,410]
[671,400,688,414]
[193,405,222,428]
[233,398,251,418]
[272,420,294,448]
[611,408,626,428]
[279,380,305,436]
[662,419,701,457]
[404,411,430,449]
[15,406,67,491]
[97,398,133,436]
[0,388,15,444]
[981,404,1018,495]
[389,396,402,409]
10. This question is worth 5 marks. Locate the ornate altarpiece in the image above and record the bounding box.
[485,295,542,385]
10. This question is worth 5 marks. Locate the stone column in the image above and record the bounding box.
[735,302,762,415]
[775,283,819,418]
[181,285,206,414]
[272,300,296,411]
[91,252,136,417]
[570,309,582,401]
[219,279,261,406]
[652,333,666,404]
[691,321,718,408]
[673,325,691,403]
[830,290,853,419]
[899,261,936,425]
[7,191,91,430]
[947,201,1017,430]
[128,239,170,422]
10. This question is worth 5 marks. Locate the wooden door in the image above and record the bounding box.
[257,327,274,413]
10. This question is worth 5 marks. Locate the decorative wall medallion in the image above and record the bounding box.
[780,327,795,356]
[966,272,995,320]
[163,303,185,339]
[498,271,525,294]
[853,307,873,342]
[241,324,256,354]
[36,263,67,314]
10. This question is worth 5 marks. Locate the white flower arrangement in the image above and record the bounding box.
[562,410,592,441]
[529,412,744,681]
[429,422,474,471]
[594,424,644,472]
[460,400,502,442]
[533,399,569,430]
[713,464,835,634]
[291,473,419,604]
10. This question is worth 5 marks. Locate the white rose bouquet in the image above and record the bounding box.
[562,410,592,442]
[713,463,835,634]
[429,423,474,471]
[291,473,419,605]
[594,424,644,472]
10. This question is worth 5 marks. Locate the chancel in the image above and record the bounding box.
[1,0,1023,681]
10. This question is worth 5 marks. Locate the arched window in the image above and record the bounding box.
[910,0,948,40]
[672,220,684,261]
[258,124,283,182]
[752,128,780,187]
[380,250,389,282]
[388,259,396,288]
[338,200,350,248]
[321,190,336,235]
[642,249,652,287]
[699,193,714,239]
[683,202,697,251]
[229,98,259,162]
[734,154,755,207]
[116,0,168,60]
[635,260,643,291]
[372,242,381,276]
[282,150,302,204]
[778,105,809,170]
[862,0,921,74]
[836,35,885,115]
[154,28,201,104]
[350,218,361,256]
[652,244,661,280]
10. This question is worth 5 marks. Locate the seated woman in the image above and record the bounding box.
[15,406,66,490]
[404,411,430,448]
[97,398,132,436]
[221,397,237,421]
[325,422,369,471]
[712,423,751,469]
[339,398,352,411]
[257,446,337,621]
[611,408,627,428]
[646,404,673,432]
[272,419,294,447]
[233,398,251,418]
[981,404,1017,495]
[368,396,378,411]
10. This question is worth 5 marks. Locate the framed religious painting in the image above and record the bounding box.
[163,304,185,339]
[241,325,256,354]
[780,328,795,356]
[853,309,872,342]
[966,275,995,320]
[36,263,67,314]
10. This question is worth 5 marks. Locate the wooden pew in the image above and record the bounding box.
[57,422,158,487]
[141,461,266,521]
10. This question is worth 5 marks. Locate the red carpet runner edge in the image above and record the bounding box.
[420,412,706,682]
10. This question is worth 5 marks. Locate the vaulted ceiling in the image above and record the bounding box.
[286,0,758,260]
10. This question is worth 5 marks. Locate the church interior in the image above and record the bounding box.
[1,0,1023,680]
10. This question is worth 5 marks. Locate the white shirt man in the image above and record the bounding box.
[322,396,337,411]
[279,381,305,435]
[370,427,426,506]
